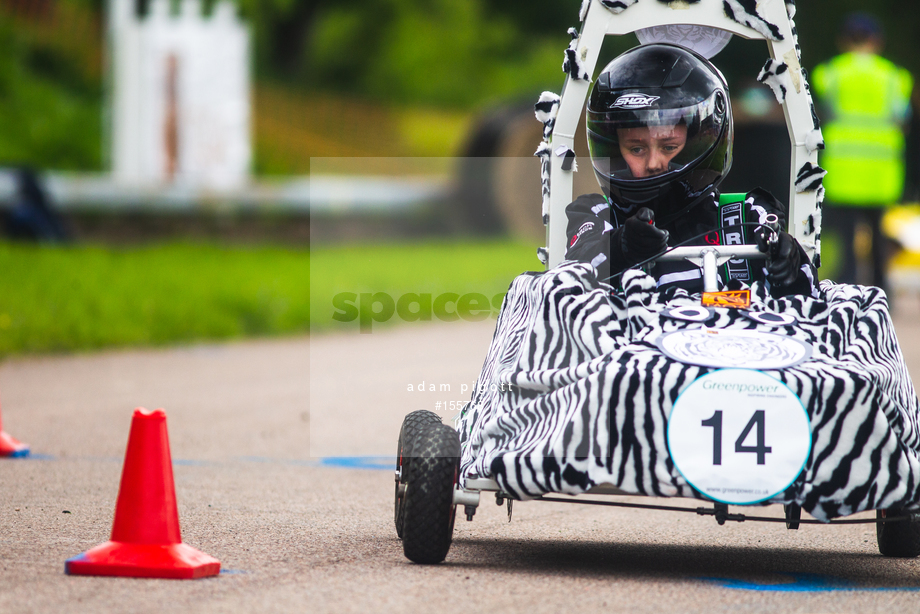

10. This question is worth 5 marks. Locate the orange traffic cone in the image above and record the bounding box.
[0,395,29,458]
[65,408,220,579]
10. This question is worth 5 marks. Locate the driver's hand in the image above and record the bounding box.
[754,227,802,287]
[619,207,669,265]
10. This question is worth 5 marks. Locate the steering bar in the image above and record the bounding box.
[655,245,767,293]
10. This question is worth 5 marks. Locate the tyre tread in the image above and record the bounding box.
[401,423,460,564]
[877,509,920,557]
[395,410,442,538]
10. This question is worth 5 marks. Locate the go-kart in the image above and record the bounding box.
[393,0,920,565]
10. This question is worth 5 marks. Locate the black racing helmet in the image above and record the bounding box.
[587,43,733,224]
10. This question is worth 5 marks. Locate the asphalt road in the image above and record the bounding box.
[3,297,920,613]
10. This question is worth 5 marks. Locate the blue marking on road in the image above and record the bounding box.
[703,573,920,592]
[2,451,57,460]
[173,458,212,466]
[27,453,55,460]
[231,456,392,469]
[235,456,313,466]
[28,453,397,470]
[220,568,249,575]
[320,457,393,470]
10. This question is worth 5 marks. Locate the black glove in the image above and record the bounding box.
[754,226,802,287]
[616,207,670,266]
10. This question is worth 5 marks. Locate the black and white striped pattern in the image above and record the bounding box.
[757,59,793,103]
[534,141,552,222]
[723,0,784,41]
[534,91,561,141]
[755,61,823,153]
[743,4,822,152]
[806,128,825,152]
[811,198,823,269]
[457,263,920,521]
[795,161,826,193]
[600,0,639,14]
[563,27,591,81]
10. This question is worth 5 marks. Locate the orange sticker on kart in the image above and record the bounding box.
[701,289,751,309]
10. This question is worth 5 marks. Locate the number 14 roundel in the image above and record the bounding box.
[666,369,811,505]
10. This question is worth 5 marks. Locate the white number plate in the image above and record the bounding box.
[667,369,811,505]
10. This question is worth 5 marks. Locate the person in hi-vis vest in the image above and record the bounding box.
[812,13,914,295]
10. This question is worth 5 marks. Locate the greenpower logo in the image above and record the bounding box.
[701,380,781,395]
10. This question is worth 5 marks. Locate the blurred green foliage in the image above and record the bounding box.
[252,85,472,173]
[3,0,919,169]
[0,0,104,170]
[0,238,539,356]
[246,0,920,106]
[310,238,539,333]
[0,241,309,356]
[302,0,568,107]
[234,0,574,108]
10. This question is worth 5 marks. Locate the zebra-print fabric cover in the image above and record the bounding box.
[757,59,793,103]
[563,28,591,81]
[795,161,826,193]
[722,0,783,41]
[534,91,561,141]
[457,263,920,521]
[600,0,639,15]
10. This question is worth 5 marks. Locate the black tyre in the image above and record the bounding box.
[394,410,442,538]
[401,422,461,564]
[877,509,920,557]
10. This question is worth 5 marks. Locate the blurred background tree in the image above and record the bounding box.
[0,0,104,170]
[0,0,918,173]
[291,0,568,107]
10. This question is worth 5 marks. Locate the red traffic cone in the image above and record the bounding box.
[0,396,29,458]
[65,408,220,579]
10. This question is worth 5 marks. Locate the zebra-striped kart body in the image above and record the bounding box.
[457,263,920,521]
[397,0,920,567]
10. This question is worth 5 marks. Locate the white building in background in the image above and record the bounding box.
[107,0,251,190]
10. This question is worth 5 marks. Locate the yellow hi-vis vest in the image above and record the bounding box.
[812,52,913,205]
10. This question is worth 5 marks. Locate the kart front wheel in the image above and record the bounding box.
[394,410,443,538]
[876,509,920,557]
[401,422,460,564]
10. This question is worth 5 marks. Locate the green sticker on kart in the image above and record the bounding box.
[667,369,811,505]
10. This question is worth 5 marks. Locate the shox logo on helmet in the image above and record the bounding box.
[613,94,660,109]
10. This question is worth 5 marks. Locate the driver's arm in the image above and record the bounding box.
[565,194,614,279]
[566,195,669,281]
[745,188,820,298]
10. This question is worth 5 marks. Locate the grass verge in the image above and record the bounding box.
[0,242,309,357]
[310,240,541,335]
[0,239,541,357]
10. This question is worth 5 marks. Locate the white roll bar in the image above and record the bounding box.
[543,0,823,269]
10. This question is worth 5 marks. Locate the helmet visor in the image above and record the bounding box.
[588,90,726,183]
